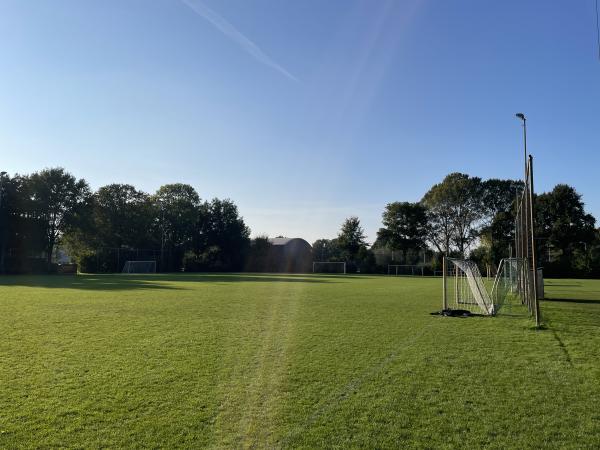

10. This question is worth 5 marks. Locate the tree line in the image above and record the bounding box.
[0,168,598,276]
[0,168,250,273]
[311,173,599,277]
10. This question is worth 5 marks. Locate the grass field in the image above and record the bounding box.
[1,274,599,448]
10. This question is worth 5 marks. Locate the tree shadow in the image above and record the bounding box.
[543,297,600,305]
[0,275,184,291]
[0,273,339,291]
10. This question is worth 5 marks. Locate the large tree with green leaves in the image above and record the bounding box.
[154,183,201,251]
[535,184,596,274]
[312,238,342,262]
[481,179,523,223]
[196,198,250,270]
[26,168,91,264]
[337,216,367,260]
[421,173,484,256]
[93,184,156,249]
[375,202,428,252]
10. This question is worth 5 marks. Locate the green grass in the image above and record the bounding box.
[0,274,599,448]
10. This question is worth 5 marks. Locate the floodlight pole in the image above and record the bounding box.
[516,114,529,261]
[516,113,530,305]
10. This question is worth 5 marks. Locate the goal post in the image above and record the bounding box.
[442,257,495,315]
[312,261,346,274]
[122,260,157,274]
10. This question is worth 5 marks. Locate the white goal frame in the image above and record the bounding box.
[312,261,346,274]
[122,260,157,274]
[442,257,495,315]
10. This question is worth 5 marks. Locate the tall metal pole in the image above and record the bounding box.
[522,116,528,178]
[514,189,519,259]
[528,155,540,326]
[521,116,530,263]
[516,113,529,306]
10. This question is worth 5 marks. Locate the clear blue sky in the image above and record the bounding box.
[1,0,599,243]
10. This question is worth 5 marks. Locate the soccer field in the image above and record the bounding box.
[1,274,599,448]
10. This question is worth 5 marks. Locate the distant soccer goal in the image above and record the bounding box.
[442,258,495,315]
[122,260,156,274]
[388,264,424,276]
[312,261,346,274]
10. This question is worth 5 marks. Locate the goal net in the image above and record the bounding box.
[443,258,495,315]
[490,258,522,312]
[122,260,157,274]
[491,258,544,314]
[312,261,346,274]
[388,264,424,276]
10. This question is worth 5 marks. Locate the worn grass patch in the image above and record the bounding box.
[0,274,598,448]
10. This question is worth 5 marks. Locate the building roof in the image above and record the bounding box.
[268,237,311,248]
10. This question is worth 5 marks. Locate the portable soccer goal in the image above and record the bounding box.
[388,264,424,276]
[442,257,495,315]
[312,261,346,274]
[122,260,157,274]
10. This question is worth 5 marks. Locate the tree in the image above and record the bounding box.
[196,198,250,271]
[94,184,155,249]
[376,202,428,253]
[478,210,516,263]
[481,179,522,224]
[356,246,377,273]
[337,217,367,261]
[589,229,600,278]
[474,183,597,277]
[0,171,13,273]
[154,184,201,270]
[26,168,91,265]
[535,184,596,275]
[244,235,272,272]
[472,178,523,265]
[312,238,342,261]
[422,173,484,256]
[0,173,49,273]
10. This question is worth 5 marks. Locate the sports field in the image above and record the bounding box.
[1,274,599,448]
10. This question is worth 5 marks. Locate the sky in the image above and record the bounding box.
[1,0,599,244]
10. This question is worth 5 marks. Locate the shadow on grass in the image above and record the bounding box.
[543,297,600,305]
[0,273,339,291]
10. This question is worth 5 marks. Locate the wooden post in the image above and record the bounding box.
[528,155,540,327]
[442,257,447,310]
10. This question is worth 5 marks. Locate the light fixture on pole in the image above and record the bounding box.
[515,113,527,178]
